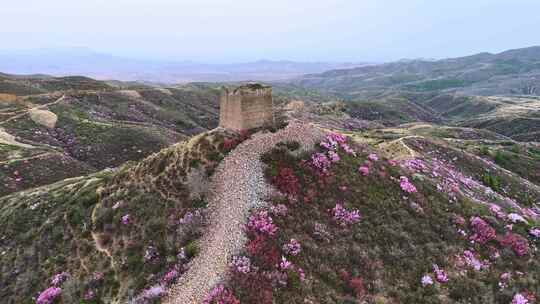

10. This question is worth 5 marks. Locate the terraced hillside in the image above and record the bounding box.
[0,74,222,196]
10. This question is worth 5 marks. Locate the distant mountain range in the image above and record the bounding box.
[0,48,367,83]
[293,46,540,99]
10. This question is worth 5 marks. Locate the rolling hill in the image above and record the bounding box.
[292,46,540,99]
[0,73,222,196]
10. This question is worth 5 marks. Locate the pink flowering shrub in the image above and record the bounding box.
[178,209,204,225]
[231,255,251,274]
[36,272,69,304]
[279,256,292,270]
[36,287,62,304]
[342,143,356,156]
[270,204,288,216]
[160,266,180,285]
[144,245,159,263]
[272,167,300,197]
[138,285,166,301]
[432,264,448,283]
[508,213,527,223]
[358,165,369,176]
[421,275,434,286]
[461,250,489,271]
[247,211,278,236]
[83,289,95,300]
[330,203,361,226]
[273,257,306,286]
[246,235,280,266]
[402,159,426,172]
[229,231,277,303]
[204,285,240,304]
[339,270,366,299]
[50,272,69,286]
[399,176,417,193]
[282,239,301,256]
[328,151,340,163]
[320,132,347,151]
[512,293,529,304]
[311,153,332,172]
[367,153,379,162]
[498,272,511,289]
[498,232,529,256]
[121,214,130,225]
[489,204,507,219]
[469,216,496,244]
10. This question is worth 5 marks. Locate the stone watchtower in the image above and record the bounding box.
[219,83,274,131]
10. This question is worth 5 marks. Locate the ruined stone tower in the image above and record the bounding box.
[219,83,274,131]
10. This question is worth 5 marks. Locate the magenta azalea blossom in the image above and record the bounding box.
[331,203,361,226]
[469,216,496,244]
[311,153,332,172]
[399,176,417,193]
[328,151,340,163]
[247,211,278,236]
[204,285,239,304]
[279,256,292,270]
[432,264,448,283]
[529,228,540,238]
[270,204,288,216]
[231,255,251,274]
[121,214,130,225]
[358,165,369,176]
[368,153,379,161]
[421,275,434,286]
[341,143,356,155]
[161,266,180,285]
[50,272,69,286]
[512,293,529,304]
[508,213,527,224]
[36,287,61,304]
[283,239,302,256]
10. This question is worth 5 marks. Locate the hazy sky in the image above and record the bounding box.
[1,0,539,63]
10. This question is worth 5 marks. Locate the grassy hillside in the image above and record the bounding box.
[1,119,539,303]
[0,129,246,303]
[0,74,222,196]
[285,47,540,142]
[211,130,540,304]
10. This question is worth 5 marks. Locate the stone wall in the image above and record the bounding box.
[219,83,274,131]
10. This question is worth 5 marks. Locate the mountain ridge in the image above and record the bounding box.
[0,48,367,83]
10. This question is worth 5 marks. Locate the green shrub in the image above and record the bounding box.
[482,173,501,192]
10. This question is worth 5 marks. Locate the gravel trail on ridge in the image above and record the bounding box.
[165,122,324,304]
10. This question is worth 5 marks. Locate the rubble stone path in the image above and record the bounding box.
[164,122,323,304]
